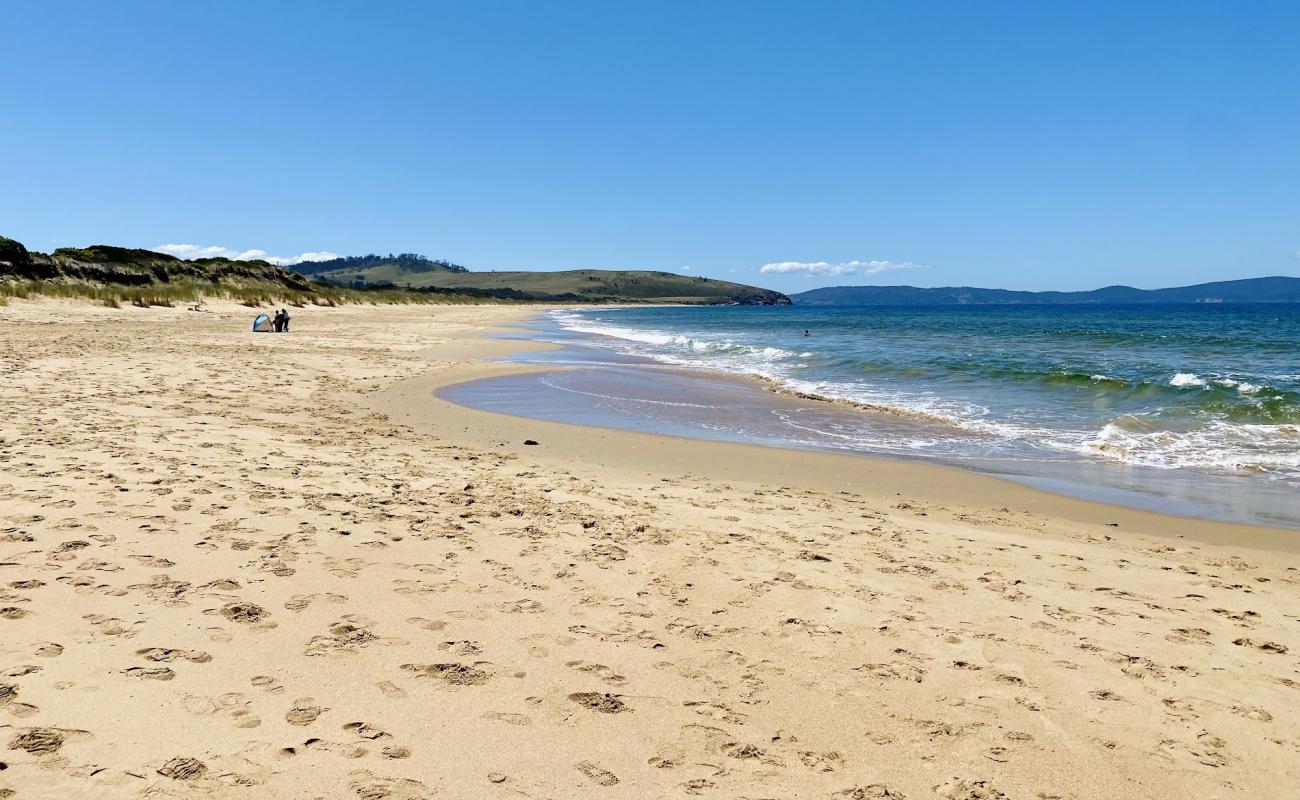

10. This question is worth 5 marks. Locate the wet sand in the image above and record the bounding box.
[1,300,1298,799]
[440,349,1300,530]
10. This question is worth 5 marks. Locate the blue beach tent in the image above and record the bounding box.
[252,314,273,332]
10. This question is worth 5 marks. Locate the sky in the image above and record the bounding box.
[3,1,1299,293]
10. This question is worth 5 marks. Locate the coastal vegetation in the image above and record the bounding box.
[293,252,469,276]
[0,235,790,306]
[321,262,791,305]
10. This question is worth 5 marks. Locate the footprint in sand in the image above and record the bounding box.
[402,662,491,686]
[34,643,63,658]
[1232,638,1288,654]
[565,660,627,686]
[84,613,145,638]
[305,619,385,656]
[683,701,748,725]
[406,617,448,632]
[376,680,407,699]
[800,750,845,772]
[346,770,431,800]
[575,761,619,787]
[215,602,269,624]
[1166,627,1212,645]
[343,721,390,740]
[934,778,1008,800]
[8,727,68,755]
[1212,608,1260,625]
[181,692,262,728]
[252,675,286,694]
[157,756,208,781]
[128,555,176,568]
[498,598,545,614]
[837,785,906,799]
[1231,704,1273,721]
[284,592,347,612]
[0,683,38,718]
[286,701,327,726]
[568,692,631,714]
[136,647,212,663]
[124,666,176,681]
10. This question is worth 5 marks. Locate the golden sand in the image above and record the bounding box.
[1,300,1297,799]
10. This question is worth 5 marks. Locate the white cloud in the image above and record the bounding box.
[759,259,928,277]
[152,243,341,266]
[154,244,237,259]
[295,251,343,263]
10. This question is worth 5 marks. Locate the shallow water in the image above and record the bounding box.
[440,306,1300,529]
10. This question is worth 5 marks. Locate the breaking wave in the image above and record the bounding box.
[547,308,1300,480]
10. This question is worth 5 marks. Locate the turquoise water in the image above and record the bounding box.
[441,304,1300,527]
[548,304,1300,481]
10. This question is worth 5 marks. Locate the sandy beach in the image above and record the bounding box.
[2,300,1298,799]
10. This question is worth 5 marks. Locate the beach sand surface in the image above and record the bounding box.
[1,300,1297,799]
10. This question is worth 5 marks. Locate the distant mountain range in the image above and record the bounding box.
[791,277,1300,306]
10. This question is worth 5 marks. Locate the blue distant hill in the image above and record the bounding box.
[791,276,1300,305]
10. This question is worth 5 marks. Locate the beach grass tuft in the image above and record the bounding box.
[0,279,524,308]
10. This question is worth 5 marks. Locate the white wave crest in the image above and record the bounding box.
[1170,372,1206,387]
[547,311,1300,480]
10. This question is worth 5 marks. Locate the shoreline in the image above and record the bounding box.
[3,298,1298,799]
[373,309,1300,553]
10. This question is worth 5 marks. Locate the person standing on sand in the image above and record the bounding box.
[271,310,284,332]
[281,309,291,332]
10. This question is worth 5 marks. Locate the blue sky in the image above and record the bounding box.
[4,1,1298,292]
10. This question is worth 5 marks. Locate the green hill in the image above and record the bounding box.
[294,253,468,277]
[1,237,314,290]
[320,264,790,305]
[1,235,791,306]
[0,236,480,306]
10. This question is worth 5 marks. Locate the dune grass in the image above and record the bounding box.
[0,280,516,308]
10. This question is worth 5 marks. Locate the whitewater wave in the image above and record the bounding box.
[1170,372,1207,387]
[547,310,1300,479]
[551,311,801,363]
[1089,421,1300,473]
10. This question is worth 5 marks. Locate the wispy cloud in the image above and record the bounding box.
[759,259,928,277]
[152,243,341,266]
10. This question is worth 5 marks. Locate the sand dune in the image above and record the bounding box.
[1,300,1297,799]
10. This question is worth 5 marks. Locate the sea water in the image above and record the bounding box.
[442,304,1300,528]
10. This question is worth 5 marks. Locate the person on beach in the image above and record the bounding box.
[272,310,284,332]
[280,309,291,332]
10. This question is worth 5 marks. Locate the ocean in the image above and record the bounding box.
[442,304,1300,528]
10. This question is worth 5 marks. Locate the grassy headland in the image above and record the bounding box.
[317,262,791,305]
[0,235,790,306]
